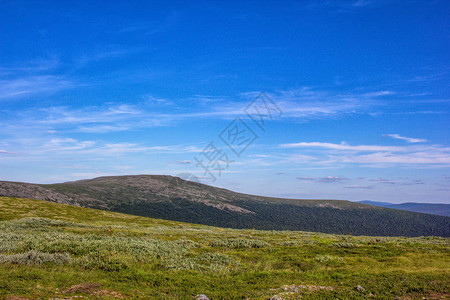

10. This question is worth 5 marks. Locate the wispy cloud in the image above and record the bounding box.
[280,141,404,152]
[317,176,349,183]
[344,185,373,189]
[0,135,204,160]
[296,176,348,183]
[369,178,396,184]
[75,46,146,67]
[35,104,150,133]
[119,12,178,35]
[0,57,60,74]
[188,95,229,104]
[339,151,450,165]
[249,87,392,120]
[170,160,192,165]
[280,140,450,167]
[0,56,76,100]
[363,178,423,186]
[41,104,140,123]
[143,95,173,106]
[352,0,372,7]
[0,75,73,99]
[303,0,391,12]
[402,179,425,185]
[364,90,395,97]
[383,134,428,143]
[1,85,393,136]
[77,125,132,133]
[0,150,15,154]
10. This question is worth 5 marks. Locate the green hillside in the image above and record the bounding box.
[0,196,449,299]
[0,175,449,237]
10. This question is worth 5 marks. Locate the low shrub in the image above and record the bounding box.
[0,250,71,266]
[314,254,344,263]
[208,238,269,249]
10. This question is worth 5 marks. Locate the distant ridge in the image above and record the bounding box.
[0,175,449,237]
[359,200,450,217]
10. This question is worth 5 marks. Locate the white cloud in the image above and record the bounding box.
[296,176,348,183]
[73,46,147,69]
[40,105,141,125]
[363,90,394,97]
[1,86,391,138]
[77,125,131,133]
[143,95,173,106]
[383,134,428,143]
[368,178,396,184]
[106,104,141,115]
[189,95,228,104]
[344,185,373,189]
[0,133,205,159]
[279,141,450,167]
[243,87,395,121]
[0,150,15,154]
[280,141,404,152]
[0,57,59,74]
[339,151,450,165]
[317,176,348,183]
[41,138,96,152]
[170,160,192,165]
[0,75,73,99]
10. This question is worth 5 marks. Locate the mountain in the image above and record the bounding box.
[359,200,394,207]
[0,175,449,237]
[359,200,450,217]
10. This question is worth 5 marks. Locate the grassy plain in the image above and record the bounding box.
[0,196,448,299]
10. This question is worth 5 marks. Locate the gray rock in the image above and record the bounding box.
[195,294,210,300]
[356,285,366,292]
[269,296,284,300]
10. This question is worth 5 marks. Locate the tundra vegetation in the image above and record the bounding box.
[0,196,449,299]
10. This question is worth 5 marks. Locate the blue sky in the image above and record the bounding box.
[1,0,449,203]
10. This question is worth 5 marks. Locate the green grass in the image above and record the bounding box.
[0,196,449,299]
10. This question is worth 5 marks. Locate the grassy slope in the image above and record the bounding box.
[1,176,449,237]
[0,197,449,299]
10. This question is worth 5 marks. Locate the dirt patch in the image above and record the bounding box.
[62,283,102,294]
[61,283,125,298]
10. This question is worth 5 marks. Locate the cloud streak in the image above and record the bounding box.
[0,150,15,154]
[383,134,428,143]
[0,75,73,99]
[280,140,450,167]
[281,141,404,152]
[296,176,349,183]
[344,185,373,189]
